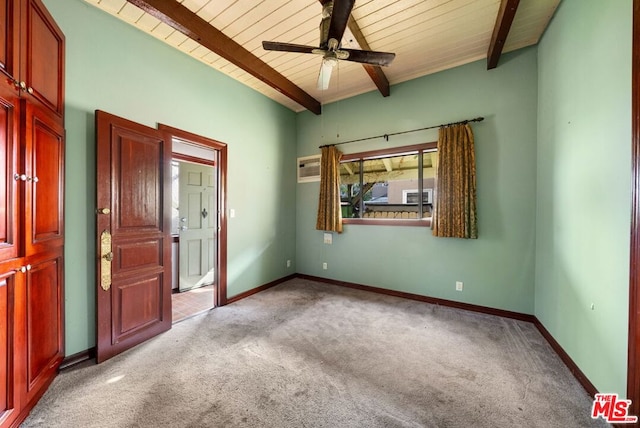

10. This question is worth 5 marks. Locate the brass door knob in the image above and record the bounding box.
[97,208,111,215]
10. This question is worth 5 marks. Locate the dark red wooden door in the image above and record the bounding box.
[95,111,172,363]
[0,0,20,83]
[22,0,64,117]
[0,268,19,426]
[23,254,63,404]
[0,78,18,263]
[22,100,64,257]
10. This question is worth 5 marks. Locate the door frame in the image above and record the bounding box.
[159,124,228,306]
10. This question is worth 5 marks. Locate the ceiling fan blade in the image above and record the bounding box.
[262,41,322,54]
[327,0,355,47]
[317,61,334,90]
[339,49,396,67]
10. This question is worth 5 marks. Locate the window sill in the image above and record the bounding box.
[342,218,432,227]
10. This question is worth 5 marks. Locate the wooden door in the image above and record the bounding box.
[22,0,64,117]
[178,162,216,292]
[95,111,172,363]
[0,82,18,263]
[0,0,19,83]
[0,266,19,427]
[23,253,62,404]
[22,100,64,257]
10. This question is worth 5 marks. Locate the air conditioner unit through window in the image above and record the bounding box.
[297,155,321,183]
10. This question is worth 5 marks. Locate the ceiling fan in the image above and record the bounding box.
[262,0,396,90]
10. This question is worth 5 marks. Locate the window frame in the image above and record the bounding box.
[341,142,437,227]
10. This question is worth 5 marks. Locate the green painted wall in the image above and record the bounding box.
[296,48,539,314]
[535,0,632,395]
[43,0,298,355]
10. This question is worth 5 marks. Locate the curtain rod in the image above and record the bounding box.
[318,116,484,149]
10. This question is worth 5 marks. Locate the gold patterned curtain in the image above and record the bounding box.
[316,145,343,233]
[432,124,478,239]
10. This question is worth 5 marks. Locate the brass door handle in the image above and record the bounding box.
[100,230,112,291]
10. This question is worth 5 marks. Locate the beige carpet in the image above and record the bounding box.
[21,278,607,427]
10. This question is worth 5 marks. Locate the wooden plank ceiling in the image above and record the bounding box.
[84,0,560,114]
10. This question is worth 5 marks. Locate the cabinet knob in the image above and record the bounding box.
[97,207,111,215]
[15,265,32,273]
[32,176,39,183]
[14,173,27,181]
[27,87,33,94]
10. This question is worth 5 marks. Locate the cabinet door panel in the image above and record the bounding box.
[0,0,19,81]
[24,0,64,116]
[0,84,18,262]
[0,267,18,427]
[24,254,62,402]
[23,102,64,256]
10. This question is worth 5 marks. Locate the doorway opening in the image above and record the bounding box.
[162,125,228,323]
[171,157,216,322]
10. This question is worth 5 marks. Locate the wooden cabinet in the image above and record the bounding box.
[21,0,64,117]
[23,253,63,406]
[23,100,64,256]
[0,78,19,263]
[0,0,21,87]
[0,1,64,427]
[0,266,19,427]
[0,0,64,117]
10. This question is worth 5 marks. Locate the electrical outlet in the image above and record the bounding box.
[456,281,463,291]
[322,262,328,270]
[286,260,291,268]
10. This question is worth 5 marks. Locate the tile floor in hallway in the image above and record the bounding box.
[172,284,215,323]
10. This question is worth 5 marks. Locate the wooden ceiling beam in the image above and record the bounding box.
[487,0,520,70]
[127,0,322,115]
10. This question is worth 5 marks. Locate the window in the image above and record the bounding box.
[340,142,437,226]
[402,188,433,204]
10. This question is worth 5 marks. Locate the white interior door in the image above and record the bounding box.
[178,161,216,292]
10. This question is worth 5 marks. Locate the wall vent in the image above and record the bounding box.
[297,155,321,183]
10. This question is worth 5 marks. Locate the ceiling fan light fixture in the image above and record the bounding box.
[322,56,339,68]
[318,61,334,90]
